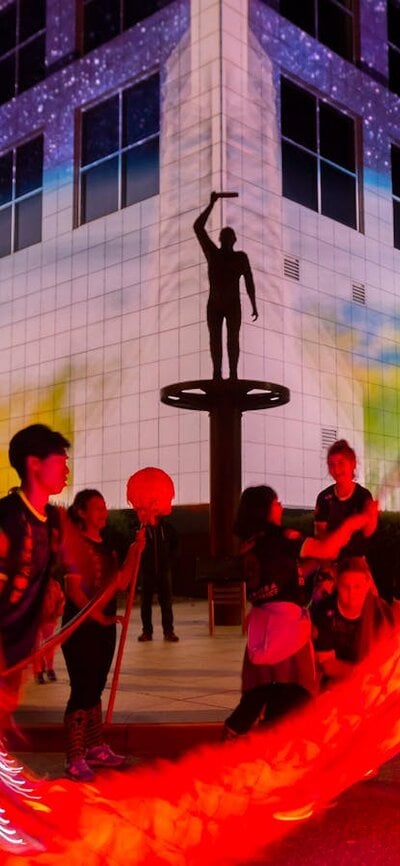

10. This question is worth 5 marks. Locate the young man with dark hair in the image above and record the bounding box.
[0,424,70,724]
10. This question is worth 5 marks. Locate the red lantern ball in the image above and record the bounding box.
[126,467,175,525]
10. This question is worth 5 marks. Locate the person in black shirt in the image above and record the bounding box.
[312,556,394,686]
[137,517,179,642]
[315,439,377,559]
[224,485,376,737]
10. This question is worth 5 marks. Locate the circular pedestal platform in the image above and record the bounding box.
[160,378,290,413]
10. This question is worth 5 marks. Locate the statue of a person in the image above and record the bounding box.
[193,192,258,380]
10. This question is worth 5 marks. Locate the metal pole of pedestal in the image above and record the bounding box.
[209,392,242,557]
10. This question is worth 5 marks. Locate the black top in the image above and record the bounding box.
[0,491,60,667]
[312,592,394,663]
[240,524,305,607]
[139,519,178,579]
[315,483,372,557]
[312,598,362,662]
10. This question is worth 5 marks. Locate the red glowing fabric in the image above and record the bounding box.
[1,630,400,865]
[126,467,175,525]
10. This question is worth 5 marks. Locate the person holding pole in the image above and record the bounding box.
[61,489,144,782]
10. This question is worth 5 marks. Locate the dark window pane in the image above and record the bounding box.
[82,96,119,165]
[16,136,43,197]
[0,3,16,57]
[123,137,159,206]
[392,145,400,196]
[282,140,318,211]
[281,78,317,152]
[81,156,119,222]
[19,0,46,41]
[15,192,42,250]
[124,0,174,29]
[123,74,160,147]
[389,46,400,96]
[394,199,400,249]
[0,151,13,205]
[321,162,356,228]
[318,0,354,61]
[83,0,120,53]
[388,0,400,49]
[0,206,12,258]
[320,102,355,171]
[0,55,16,105]
[279,0,315,35]
[18,34,46,93]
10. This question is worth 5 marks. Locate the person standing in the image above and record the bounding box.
[0,424,70,728]
[315,440,377,558]
[137,516,179,642]
[193,191,258,380]
[61,489,144,781]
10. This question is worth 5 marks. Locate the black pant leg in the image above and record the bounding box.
[225,685,269,734]
[140,573,155,634]
[158,570,174,634]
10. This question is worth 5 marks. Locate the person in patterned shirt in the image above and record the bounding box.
[0,423,70,728]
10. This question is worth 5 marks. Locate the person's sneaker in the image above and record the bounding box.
[85,744,126,767]
[273,803,314,822]
[65,756,95,782]
[46,669,57,682]
[138,632,153,642]
[164,632,179,642]
[35,672,45,685]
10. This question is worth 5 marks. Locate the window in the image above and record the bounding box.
[81,0,174,54]
[281,78,359,230]
[391,144,400,249]
[0,134,43,257]
[279,0,358,64]
[0,0,46,106]
[388,0,400,97]
[78,74,160,225]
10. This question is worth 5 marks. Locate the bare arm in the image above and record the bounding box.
[242,254,258,320]
[362,497,378,537]
[193,192,219,258]
[301,506,377,560]
[64,573,117,626]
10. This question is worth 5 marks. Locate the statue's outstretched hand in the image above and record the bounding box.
[251,309,259,321]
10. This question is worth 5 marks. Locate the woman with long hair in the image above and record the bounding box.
[61,489,143,781]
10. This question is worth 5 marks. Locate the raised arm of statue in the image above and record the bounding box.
[193,192,220,259]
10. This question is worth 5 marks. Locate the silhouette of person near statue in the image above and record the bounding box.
[193,192,258,381]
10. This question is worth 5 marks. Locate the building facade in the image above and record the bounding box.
[0,0,400,509]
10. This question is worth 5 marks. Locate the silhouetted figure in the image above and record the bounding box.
[193,192,258,380]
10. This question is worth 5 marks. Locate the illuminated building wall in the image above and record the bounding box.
[0,0,399,509]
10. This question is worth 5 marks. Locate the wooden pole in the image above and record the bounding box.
[105,537,145,724]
